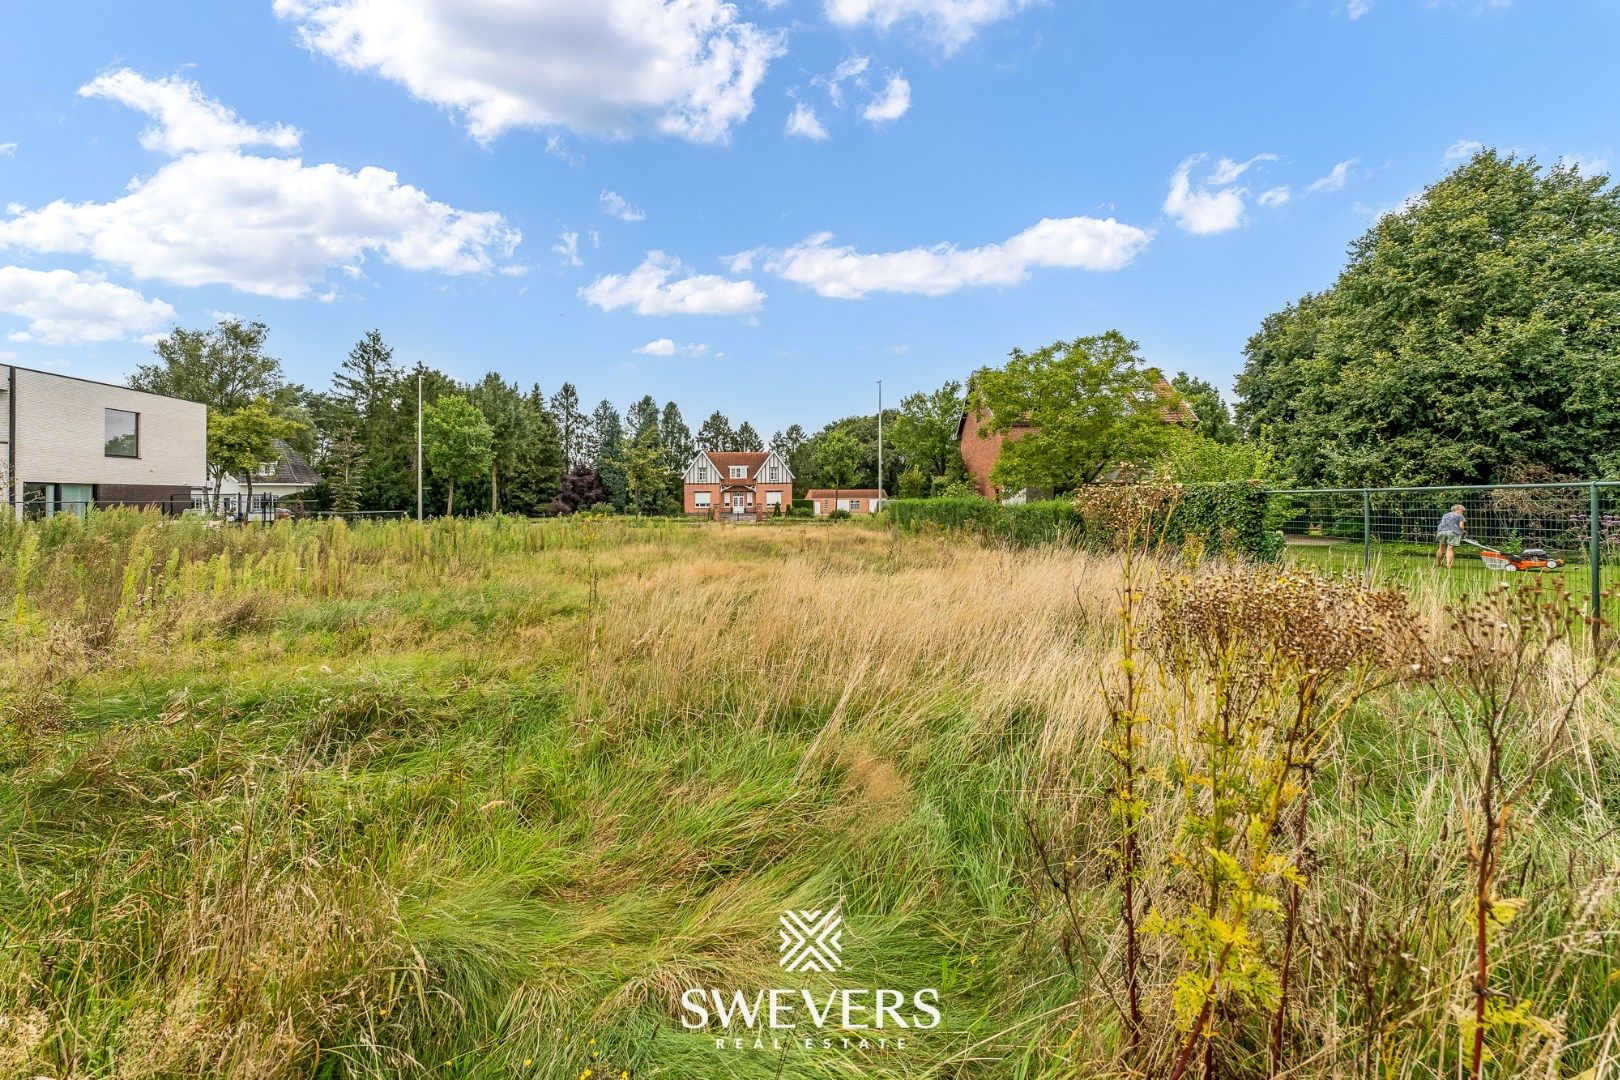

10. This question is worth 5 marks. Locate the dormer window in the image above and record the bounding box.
[254,461,278,479]
[729,465,748,479]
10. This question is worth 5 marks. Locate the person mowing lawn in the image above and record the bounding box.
[1435,504,1467,568]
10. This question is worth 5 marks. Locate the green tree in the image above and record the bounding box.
[626,395,661,446]
[1170,372,1238,444]
[591,400,627,511]
[816,428,862,505]
[423,395,494,516]
[734,421,764,452]
[134,318,308,509]
[207,399,298,521]
[697,410,734,452]
[133,319,284,414]
[549,383,589,466]
[969,332,1180,493]
[323,422,365,513]
[624,435,669,515]
[466,373,531,513]
[890,379,965,485]
[1237,151,1620,486]
[504,384,565,516]
[897,464,927,499]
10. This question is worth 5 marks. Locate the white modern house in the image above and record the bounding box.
[1,363,208,520]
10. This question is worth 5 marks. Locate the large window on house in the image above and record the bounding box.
[104,409,139,458]
[729,465,747,479]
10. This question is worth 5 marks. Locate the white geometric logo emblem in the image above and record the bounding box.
[778,906,843,972]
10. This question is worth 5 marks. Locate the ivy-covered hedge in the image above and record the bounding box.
[881,482,1282,559]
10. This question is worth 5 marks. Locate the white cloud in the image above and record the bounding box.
[785,101,830,141]
[763,216,1151,299]
[635,337,708,356]
[274,0,784,144]
[79,69,301,155]
[1257,185,1291,208]
[815,55,871,108]
[581,251,764,315]
[862,75,911,124]
[1208,153,1278,186]
[824,0,1032,52]
[0,267,175,344]
[1163,156,1249,234]
[1345,0,1373,18]
[0,143,16,157]
[1444,139,1485,162]
[1306,159,1356,194]
[600,190,646,222]
[2,73,519,298]
[553,229,582,267]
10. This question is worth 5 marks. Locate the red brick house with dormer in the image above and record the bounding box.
[683,450,795,518]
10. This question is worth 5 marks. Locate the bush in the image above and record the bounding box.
[886,484,1281,559]
[791,499,814,515]
[827,509,852,521]
[1074,481,1282,560]
[884,497,1079,546]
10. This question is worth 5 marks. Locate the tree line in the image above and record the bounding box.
[127,325,980,515]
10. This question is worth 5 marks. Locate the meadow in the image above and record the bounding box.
[1,513,1616,1079]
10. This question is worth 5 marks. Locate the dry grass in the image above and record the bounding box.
[0,512,1615,1079]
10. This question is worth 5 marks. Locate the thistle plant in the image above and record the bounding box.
[1431,581,1614,1080]
[1079,482,1181,1058]
[1147,567,1427,1079]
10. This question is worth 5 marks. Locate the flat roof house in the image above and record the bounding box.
[1,364,208,520]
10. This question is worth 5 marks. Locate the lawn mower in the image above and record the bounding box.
[1459,537,1564,572]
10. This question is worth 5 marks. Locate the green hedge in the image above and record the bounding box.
[882,497,1081,546]
[882,483,1281,559]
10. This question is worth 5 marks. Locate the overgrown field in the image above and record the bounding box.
[1,514,1616,1079]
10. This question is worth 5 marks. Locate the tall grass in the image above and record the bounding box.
[0,510,1615,1078]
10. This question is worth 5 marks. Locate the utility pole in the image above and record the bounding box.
[416,369,424,523]
[877,379,883,505]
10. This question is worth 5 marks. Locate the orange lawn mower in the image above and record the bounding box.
[1460,537,1564,572]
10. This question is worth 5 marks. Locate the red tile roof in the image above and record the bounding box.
[704,451,771,476]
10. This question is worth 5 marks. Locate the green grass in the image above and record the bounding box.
[1285,538,1620,617]
[0,513,1616,1079]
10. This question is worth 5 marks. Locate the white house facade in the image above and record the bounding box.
[2,364,208,520]
[199,438,322,518]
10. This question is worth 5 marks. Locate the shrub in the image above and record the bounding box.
[791,499,813,515]
[827,509,852,521]
[1075,482,1282,560]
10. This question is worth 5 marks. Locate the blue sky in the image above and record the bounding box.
[1,0,1616,435]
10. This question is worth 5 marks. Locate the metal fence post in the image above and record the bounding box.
[1592,482,1603,644]
[1362,489,1372,586]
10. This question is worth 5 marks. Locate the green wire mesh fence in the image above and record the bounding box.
[1266,481,1619,634]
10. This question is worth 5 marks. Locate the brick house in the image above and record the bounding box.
[807,489,886,515]
[682,449,794,518]
[956,377,1198,501]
